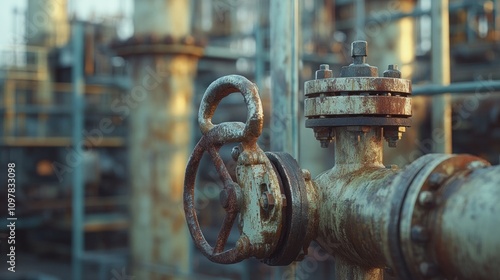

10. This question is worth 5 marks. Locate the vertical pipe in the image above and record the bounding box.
[71,21,84,280]
[431,0,452,153]
[355,0,366,40]
[270,0,300,159]
[127,0,201,279]
[270,0,299,278]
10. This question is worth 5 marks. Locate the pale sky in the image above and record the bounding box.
[0,0,134,47]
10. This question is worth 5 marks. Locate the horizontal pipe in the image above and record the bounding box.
[412,80,500,96]
[433,165,500,279]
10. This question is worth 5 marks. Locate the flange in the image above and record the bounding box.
[263,152,311,266]
[304,40,412,148]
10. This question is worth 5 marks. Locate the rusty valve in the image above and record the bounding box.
[184,75,286,264]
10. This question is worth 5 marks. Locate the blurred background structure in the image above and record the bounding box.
[0,0,500,279]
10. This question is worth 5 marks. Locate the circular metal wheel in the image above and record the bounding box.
[184,75,284,264]
[184,123,251,264]
[184,75,263,264]
[264,152,310,266]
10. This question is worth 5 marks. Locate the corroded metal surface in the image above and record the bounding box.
[397,154,484,279]
[305,117,412,128]
[304,96,412,117]
[394,154,500,280]
[304,41,412,148]
[184,75,283,264]
[433,165,500,279]
[384,155,445,279]
[198,75,263,141]
[264,152,316,266]
[315,127,396,268]
[304,77,412,96]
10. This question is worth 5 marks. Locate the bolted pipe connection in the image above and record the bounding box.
[304,40,412,148]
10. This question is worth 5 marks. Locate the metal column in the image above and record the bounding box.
[121,0,202,279]
[270,0,300,158]
[431,0,452,153]
[270,0,300,278]
[71,21,85,280]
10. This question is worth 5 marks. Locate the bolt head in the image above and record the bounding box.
[384,126,405,148]
[467,160,488,170]
[315,64,333,79]
[302,169,312,181]
[411,225,429,242]
[418,191,435,208]
[428,172,447,189]
[383,64,402,78]
[388,64,398,70]
[320,140,330,148]
[314,127,334,148]
[388,140,398,148]
[351,40,367,57]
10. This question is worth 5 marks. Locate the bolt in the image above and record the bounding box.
[383,64,401,78]
[418,191,435,208]
[419,262,439,277]
[384,126,405,148]
[231,145,241,161]
[351,40,367,64]
[302,169,311,181]
[320,140,331,148]
[260,192,275,210]
[467,160,488,170]
[314,127,334,148]
[428,172,447,189]
[315,64,333,79]
[220,189,230,208]
[411,225,429,243]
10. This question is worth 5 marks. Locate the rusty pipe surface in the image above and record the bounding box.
[416,164,500,279]
[313,149,500,279]
[315,126,395,274]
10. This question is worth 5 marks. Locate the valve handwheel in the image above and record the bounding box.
[184,75,284,264]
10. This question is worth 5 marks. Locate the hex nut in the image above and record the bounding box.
[383,64,401,78]
[315,64,333,79]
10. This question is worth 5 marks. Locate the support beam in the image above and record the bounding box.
[71,21,84,280]
[431,0,452,153]
[270,0,300,159]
